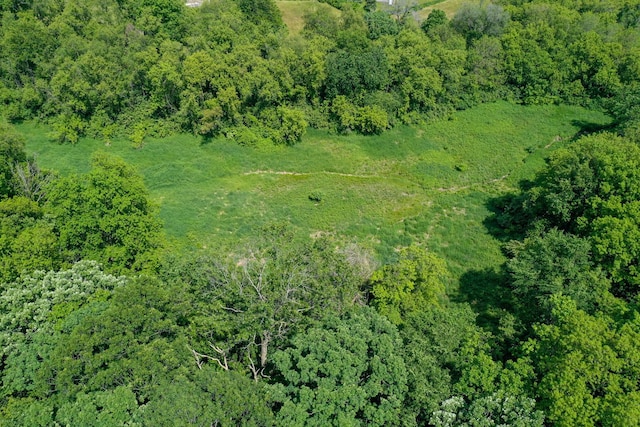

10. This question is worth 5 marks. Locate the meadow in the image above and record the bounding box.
[274,0,478,33]
[20,102,610,291]
[276,0,341,34]
[416,0,480,19]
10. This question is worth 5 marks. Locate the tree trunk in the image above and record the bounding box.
[260,331,271,367]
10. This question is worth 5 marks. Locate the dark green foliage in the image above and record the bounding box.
[0,0,634,140]
[400,304,482,423]
[607,83,640,141]
[0,11,52,87]
[492,124,640,422]
[38,276,187,401]
[123,0,189,39]
[325,47,389,98]
[163,230,363,379]
[618,1,640,28]
[501,23,564,104]
[365,10,399,40]
[0,123,26,199]
[421,9,448,33]
[54,387,141,426]
[506,229,611,323]
[142,370,275,426]
[237,0,283,29]
[524,134,640,233]
[308,191,324,202]
[6,0,640,423]
[451,3,510,43]
[0,263,193,424]
[364,0,376,12]
[272,306,408,426]
[318,0,346,9]
[0,261,126,403]
[465,35,507,100]
[502,133,640,298]
[0,0,31,13]
[569,31,622,99]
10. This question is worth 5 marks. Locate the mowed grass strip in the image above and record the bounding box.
[22,102,610,275]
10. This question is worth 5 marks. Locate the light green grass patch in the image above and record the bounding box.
[21,102,610,291]
[418,0,481,19]
[276,0,340,35]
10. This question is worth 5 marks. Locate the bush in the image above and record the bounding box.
[365,11,399,40]
[275,107,308,145]
[308,191,324,202]
[331,96,388,134]
[49,114,84,144]
[355,105,388,135]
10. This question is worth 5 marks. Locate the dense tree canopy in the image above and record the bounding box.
[46,152,164,273]
[0,0,637,144]
[272,307,408,426]
[2,0,640,424]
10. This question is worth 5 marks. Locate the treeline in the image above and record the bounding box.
[1,0,639,145]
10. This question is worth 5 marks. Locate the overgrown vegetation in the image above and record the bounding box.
[2,0,640,425]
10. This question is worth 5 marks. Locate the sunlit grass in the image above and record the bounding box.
[418,0,481,19]
[21,102,610,291]
[276,0,340,35]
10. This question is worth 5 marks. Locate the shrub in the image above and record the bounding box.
[308,191,324,202]
[355,105,388,135]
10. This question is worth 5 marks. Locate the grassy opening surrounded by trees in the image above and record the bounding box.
[22,101,610,280]
[4,0,640,423]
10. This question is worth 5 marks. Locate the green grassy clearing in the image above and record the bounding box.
[276,1,340,35]
[275,0,468,30]
[417,0,480,19]
[21,102,610,293]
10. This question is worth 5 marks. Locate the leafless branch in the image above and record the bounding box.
[188,344,229,371]
[11,158,54,202]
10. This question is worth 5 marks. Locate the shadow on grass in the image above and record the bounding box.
[454,268,512,328]
[483,189,533,243]
[199,134,215,146]
[570,119,617,140]
[457,189,531,356]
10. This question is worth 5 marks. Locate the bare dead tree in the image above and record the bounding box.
[11,157,54,202]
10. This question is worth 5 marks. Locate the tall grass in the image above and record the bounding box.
[417,0,481,19]
[21,102,610,294]
[276,0,340,35]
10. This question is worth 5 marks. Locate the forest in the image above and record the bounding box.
[1,0,640,425]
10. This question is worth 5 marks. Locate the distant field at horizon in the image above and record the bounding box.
[275,0,473,33]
